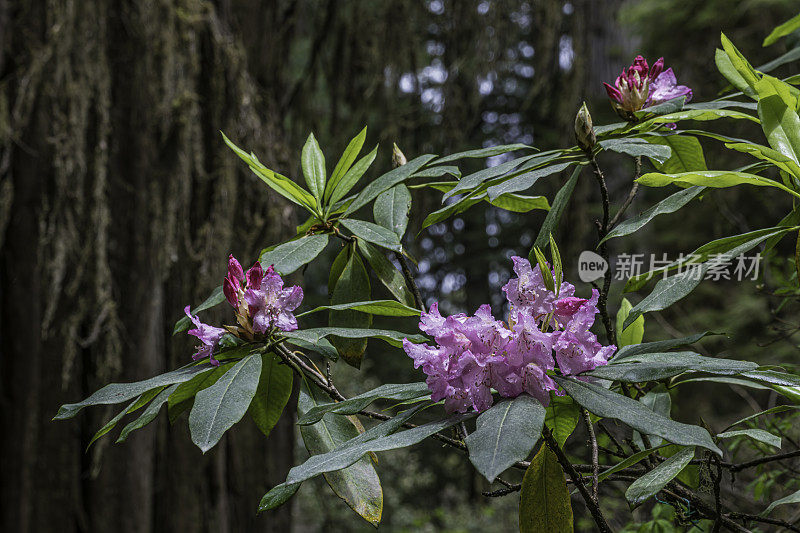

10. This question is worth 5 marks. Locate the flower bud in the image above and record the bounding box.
[392,143,407,168]
[223,275,239,307]
[246,262,265,289]
[574,102,596,151]
[228,254,245,282]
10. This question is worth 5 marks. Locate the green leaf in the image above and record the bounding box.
[623,227,796,328]
[490,193,550,213]
[435,143,532,163]
[599,351,758,382]
[543,394,580,448]
[189,354,262,453]
[634,385,671,448]
[116,384,179,443]
[720,33,760,91]
[340,218,402,253]
[715,48,756,98]
[634,96,687,119]
[173,286,225,334]
[616,298,644,348]
[755,75,800,165]
[374,184,411,238]
[327,145,379,211]
[532,166,581,253]
[599,138,671,164]
[647,135,707,173]
[636,170,800,199]
[299,299,420,318]
[297,378,383,526]
[723,405,800,431]
[759,46,800,74]
[599,446,663,483]
[442,154,540,201]
[601,186,705,245]
[344,154,436,216]
[613,332,717,360]
[636,107,759,127]
[554,376,721,455]
[357,240,415,306]
[532,247,555,292]
[762,488,800,516]
[326,127,366,204]
[258,482,301,513]
[260,234,329,275]
[297,383,431,425]
[519,445,573,533]
[87,398,140,449]
[54,365,211,420]
[725,142,800,185]
[167,364,230,423]
[301,133,327,202]
[763,13,800,46]
[285,336,339,361]
[717,429,780,450]
[328,247,372,368]
[249,352,293,437]
[486,161,577,201]
[466,395,545,482]
[283,327,426,349]
[625,446,695,506]
[550,234,563,291]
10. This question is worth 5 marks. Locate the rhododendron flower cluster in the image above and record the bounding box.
[184,255,303,365]
[403,256,615,413]
[604,55,692,118]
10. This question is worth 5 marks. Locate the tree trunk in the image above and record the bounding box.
[0,1,296,531]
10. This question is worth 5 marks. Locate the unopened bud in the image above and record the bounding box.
[392,143,407,168]
[575,102,596,151]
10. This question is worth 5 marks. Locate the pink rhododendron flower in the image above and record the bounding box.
[604,55,692,119]
[404,256,615,413]
[184,306,227,366]
[243,265,304,333]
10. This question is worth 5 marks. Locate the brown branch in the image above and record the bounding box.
[582,407,600,502]
[589,156,616,346]
[726,512,800,532]
[608,156,642,229]
[396,251,426,313]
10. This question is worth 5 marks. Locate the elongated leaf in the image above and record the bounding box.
[543,394,579,448]
[637,170,800,198]
[486,161,576,201]
[258,482,301,513]
[613,332,717,360]
[625,446,695,506]
[298,378,383,525]
[624,227,796,328]
[599,446,663,483]
[249,352,293,437]
[490,193,550,213]
[327,145,379,209]
[616,298,644,348]
[724,405,800,432]
[519,445,573,533]
[374,184,411,238]
[260,234,329,275]
[297,383,431,425]
[466,396,545,482]
[599,138,671,163]
[636,108,759,127]
[117,384,179,442]
[173,286,225,334]
[647,135,707,173]
[344,154,436,216]
[532,166,581,253]
[326,127,366,203]
[357,240,415,306]
[725,142,800,181]
[87,398,140,449]
[284,327,426,348]
[55,365,211,420]
[759,46,800,74]
[601,186,705,245]
[634,97,687,119]
[717,429,780,449]
[301,133,326,201]
[555,376,721,455]
[716,48,756,97]
[299,299,419,318]
[634,385,671,448]
[167,364,230,422]
[762,488,800,516]
[329,247,372,368]
[589,351,758,382]
[435,143,532,163]
[189,354,261,453]
[285,336,338,361]
[720,34,760,91]
[340,218,402,253]
[756,75,800,165]
[763,13,800,46]
[442,154,539,200]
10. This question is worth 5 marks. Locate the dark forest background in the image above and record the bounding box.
[1,1,799,532]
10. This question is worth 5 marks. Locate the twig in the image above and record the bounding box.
[396,251,427,313]
[726,449,800,472]
[582,408,600,502]
[726,512,800,532]
[589,156,616,346]
[608,156,642,229]
[711,455,723,533]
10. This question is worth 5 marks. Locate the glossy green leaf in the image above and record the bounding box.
[715,48,756,98]
[625,446,695,506]
[554,376,721,455]
[543,394,580,448]
[327,145,379,210]
[297,382,431,425]
[442,154,540,200]
[725,142,800,181]
[466,396,545,482]
[87,398,140,449]
[486,161,576,201]
[167,364,231,423]
[634,385,671,448]
[762,488,800,516]
[636,108,759,127]
[299,299,419,317]
[189,354,261,453]
[435,143,532,163]
[634,96,687,119]
[599,138,671,164]
[283,327,426,348]
[374,184,411,238]
[260,234,329,275]
[490,193,549,213]
[357,240,415,306]
[344,154,436,216]
[326,127,366,204]
[717,429,780,450]
[616,297,644,348]
[601,186,705,245]
[532,166,581,253]
[340,219,402,253]
[258,482,301,513]
[588,352,757,382]
[249,352,293,437]
[755,75,800,165]
[636,170,800,198]
[328,247,372,368]
[173,286,225,334]
[116,384,179,443]
[301,133,326,201]
[613,332,717,360]
[55,365,211,420]
[519,445,573,533]
[297,378,383,526]
[598,446,663,483]
[647,135,707,173]
[720,33,760,91]
[723,405,800,432]
[763,13,800,46]
[285,336,338,361]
